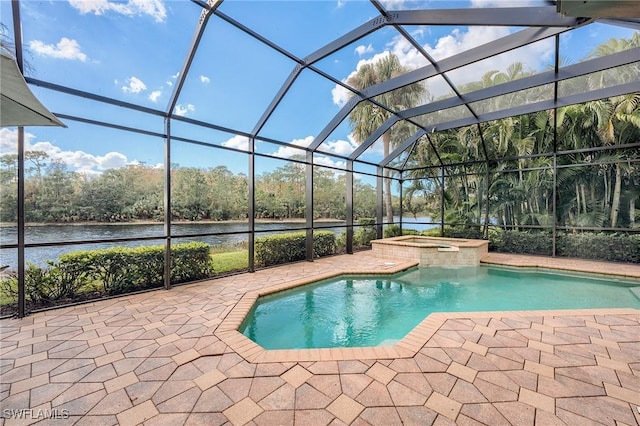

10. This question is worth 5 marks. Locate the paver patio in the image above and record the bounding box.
[1,252,639,425]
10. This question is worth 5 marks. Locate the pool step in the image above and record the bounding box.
[630,287,640,300]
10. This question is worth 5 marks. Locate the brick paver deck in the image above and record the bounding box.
[1,252,639,425]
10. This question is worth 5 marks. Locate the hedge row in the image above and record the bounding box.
[489,229,553,255]
[59,242,214,295]
[484,229,639,263]
[255,231,336,266]
[556,232,640,263]
[0,242,214,306]
[409,227,639,263]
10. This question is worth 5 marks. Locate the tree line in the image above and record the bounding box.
[0,155,378,223]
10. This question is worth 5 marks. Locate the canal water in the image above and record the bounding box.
[0,218,435,269]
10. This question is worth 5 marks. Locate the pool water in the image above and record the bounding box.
[240,266,640,350]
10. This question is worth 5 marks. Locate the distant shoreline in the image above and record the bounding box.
[0,218,346,227]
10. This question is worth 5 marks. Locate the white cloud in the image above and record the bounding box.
[200,75,210,84]
[122,76,147,94]
[0,128,131,175]
[378,0,406,9]
[271,136,313,158]
[165,72,179,87]
[149,90,162,102]
[174,103,195,116]
[0,128,22,154]
[426,26,511,61]
[337,0,345,8]
[29,38,87,61]
[355,44,374,56]
[263,134,348,169]
[221,135,250,151]
[332,25,555,104]
[315,155,347,169]
[321,134,359,156]
[331,85,351,107]
[68,0,167,22]
[438,28,554,97]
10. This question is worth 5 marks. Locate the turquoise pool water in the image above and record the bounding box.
[240,266,640,349]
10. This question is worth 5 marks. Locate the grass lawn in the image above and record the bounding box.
[211,250,248,274]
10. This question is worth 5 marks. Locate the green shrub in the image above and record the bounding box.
[336,232,347,252]
[557,232,640,263]
[314,232,337,258]
[489,230,552,255]
[354,218,377,246]
[487,227,503,251]
[490,230,639,263]
[384,224,401,238]
[443,226,484,239]
[170,242,214,284]
[421,228,441,237]
[0,242,214,302]
[0,261,91,305]
[419,226,484,239]
[255,231,336,267]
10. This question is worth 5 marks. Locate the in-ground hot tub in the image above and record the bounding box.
[371,235,488,267]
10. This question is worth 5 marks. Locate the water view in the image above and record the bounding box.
[0,221,329,269]
[0,217,437,269]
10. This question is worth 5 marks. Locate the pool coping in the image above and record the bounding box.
[480,252,640,279]
[215,256,640,364]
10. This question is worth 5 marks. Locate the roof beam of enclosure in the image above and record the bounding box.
[251,65,304,136]
[401,140,640,174]
[421,81,640,134]
[348,115,399,160]
[399,140,419,171]
[367,25,578,101]
[304,14,389,65]
[381,49,639,165]
[251,12,389,137]
[404,48,639,120]
[204,8,311,137]
[372,0,470,166]
[391,7,579,27]
[310,25,577,153]
[26,77,167,118]
[214,10,301,63]
[598,18,640,30]
[390,22,477,118]
[167,0,223,116]
[379,131,424,167]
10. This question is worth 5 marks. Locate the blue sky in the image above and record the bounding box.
[0,0,636,177]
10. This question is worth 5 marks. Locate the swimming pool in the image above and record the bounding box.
[240,266,640,349]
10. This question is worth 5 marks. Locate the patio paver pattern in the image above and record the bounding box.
[1,252,639,425]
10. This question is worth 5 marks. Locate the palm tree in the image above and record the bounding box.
[347,53,426,224]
